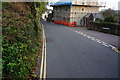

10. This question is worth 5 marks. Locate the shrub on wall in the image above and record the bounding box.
[89,22,120,36]
[104,16,116,23]
[95,18,103,22]
[2,2,47,79]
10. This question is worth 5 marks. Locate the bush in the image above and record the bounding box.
[95,18,103,22]
[2,15,42,79]
[104,16,116,23]
[89,22,120,36]
[2,2,47,79]
[2,7,41,80]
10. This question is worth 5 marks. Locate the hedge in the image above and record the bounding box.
[2,2,47,79]
[89,22,120,36]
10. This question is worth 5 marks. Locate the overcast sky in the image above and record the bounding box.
[99,0,119,10]
[49,0,120,10]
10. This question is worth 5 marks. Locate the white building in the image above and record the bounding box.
[42,9,52,20]
[51,0,105,26]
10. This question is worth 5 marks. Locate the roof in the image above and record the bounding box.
[83,13,104,20]
[50,2,72,7]
[50,2,104,7]
[92,13,104,20]
[84,13,91,18]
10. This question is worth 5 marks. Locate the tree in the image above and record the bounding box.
[34,2,48,18]
[104,16,116,23]
[102,8,117,18]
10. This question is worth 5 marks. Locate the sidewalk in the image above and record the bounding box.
[70,27,119,48]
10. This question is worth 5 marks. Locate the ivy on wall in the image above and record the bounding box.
[2,2,47,79]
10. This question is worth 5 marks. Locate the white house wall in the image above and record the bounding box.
[70,6,99,25]
[42,12,48,20]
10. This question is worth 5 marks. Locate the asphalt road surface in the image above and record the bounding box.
[42,21,119,78]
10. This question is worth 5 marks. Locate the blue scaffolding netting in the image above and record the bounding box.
[50,2,72,6]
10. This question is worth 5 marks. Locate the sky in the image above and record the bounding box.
[99,0,119,10]
[48,0,120,10]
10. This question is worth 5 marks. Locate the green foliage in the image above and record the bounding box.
[28,14,34,19]
[95,18,103,22]
[104,16,116,23]
[102,8,117,18]
[34,2,48,18]
[2,2,46,79]
[2,16,42,78]
[89,22,120,36]
[2,2,9,10]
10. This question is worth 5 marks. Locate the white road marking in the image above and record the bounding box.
[77,32,81,33]
[102,43,109,47]
[86,35,91,39]
[109,44,116,49]
[90,37,95,39]
[67,28,119,53]
[91,38,96,41]
[80,33,83,35]
[83,34,87,37]
[96,40,102,44]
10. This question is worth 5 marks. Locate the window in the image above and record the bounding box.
[82,2,84,5]
[66,9,67,11]
[82,8,84,11]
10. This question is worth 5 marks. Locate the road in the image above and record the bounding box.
[42,21,119,78]
[70,27,119,48]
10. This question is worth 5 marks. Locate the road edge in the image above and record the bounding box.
[40,23,46,80]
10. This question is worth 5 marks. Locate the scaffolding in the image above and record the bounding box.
[52,0,106,26]
[72,0,106,7]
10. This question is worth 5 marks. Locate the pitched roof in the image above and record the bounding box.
[92,13,104,20]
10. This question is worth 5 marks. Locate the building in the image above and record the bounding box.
[47,12,53,22]
[42,9,52,21]
[81,13,104,26]
[51,0,105,26]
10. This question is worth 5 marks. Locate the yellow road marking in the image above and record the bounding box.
[40,24,46,80]
[43,25,47,79]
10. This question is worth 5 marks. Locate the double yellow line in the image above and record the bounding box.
[40,24,46,80]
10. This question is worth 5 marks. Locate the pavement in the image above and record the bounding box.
[42,21,119,78]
